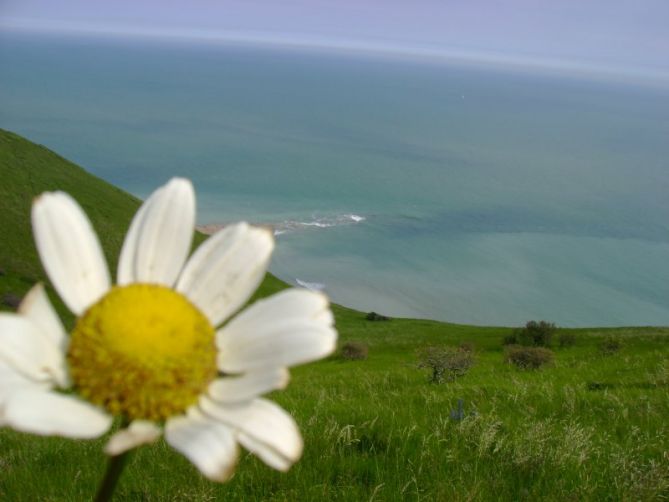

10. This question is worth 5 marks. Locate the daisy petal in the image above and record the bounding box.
[117,178,195,287]
[208,368,290,404]
[32,191,110,315]
[237,431,293,471]
[314,308,335,326]
[165,412,238,482]
[32,192,109,315]
[105,420,161,456]
[217,319,336,373]
[216,289,335,373]
[2,389,112,438]
[18,283,68,353]
[0,362,49,427]
[116,194,150,285]
[177,223,274,326]
[199,397,303,471]
[0,361,48,399]
[218,289,333,335]
[0,314,66,384]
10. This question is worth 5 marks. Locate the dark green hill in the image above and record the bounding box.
[0,129,141,280]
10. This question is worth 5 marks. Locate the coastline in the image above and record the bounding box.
[196,222,276,235]
[196,224,225,235]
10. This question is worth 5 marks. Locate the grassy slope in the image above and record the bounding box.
[0,130,667,501]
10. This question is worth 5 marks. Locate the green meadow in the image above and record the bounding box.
[1,129,667,500]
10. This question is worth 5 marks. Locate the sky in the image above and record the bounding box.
[2,1,668,80]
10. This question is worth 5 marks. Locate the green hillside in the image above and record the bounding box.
[0,129,140,281]
[0,130,667,501]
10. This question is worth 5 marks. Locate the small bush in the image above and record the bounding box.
[502,333,518,346]
[418,346,474,383]
[365,311,390,322]
[515,320,556,347]
[598,336,623,356]
[557,332,577,348]
[341,341,369,361]
[1,293,21,309]
[459,341,475,353]
[505,345,554,370]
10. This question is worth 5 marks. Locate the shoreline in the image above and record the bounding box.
[196,224,225,235]
[196,223,277,236]
[196,214,367,237]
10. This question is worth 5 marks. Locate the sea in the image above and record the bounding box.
[2,31,668,327]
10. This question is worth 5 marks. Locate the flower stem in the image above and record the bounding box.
[94,450,132,502]
[95,450,131,502]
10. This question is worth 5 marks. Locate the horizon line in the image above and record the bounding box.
[3,17,669,88]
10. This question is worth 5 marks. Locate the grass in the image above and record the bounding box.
[1,130,668,500]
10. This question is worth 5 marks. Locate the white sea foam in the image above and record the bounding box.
[272,213,366,236]
[199,213,365,237]
[296,278,326,291]
[347,214,366,223]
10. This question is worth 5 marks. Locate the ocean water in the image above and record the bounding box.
[2,32,669,326]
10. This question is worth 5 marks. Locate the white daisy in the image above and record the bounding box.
[0,178,337,481]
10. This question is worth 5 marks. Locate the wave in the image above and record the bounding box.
[273,213,366,236]
[198,213,366,237]
[295,278,326,291]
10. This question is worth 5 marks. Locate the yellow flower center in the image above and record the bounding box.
[68,284,217,421]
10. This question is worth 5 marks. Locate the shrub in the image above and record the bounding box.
[459,341,475,353]
[515,320,556,347]
[598,336,623,356]
[505,345,554,370]
[365,311,390,322]
[341,341,369,361]
[418,346,474,383]
[502,333,518,346]
[557,332,576,348]
[1,293,21,309]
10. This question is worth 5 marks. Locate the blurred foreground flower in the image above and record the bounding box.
[0,178,336,489]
